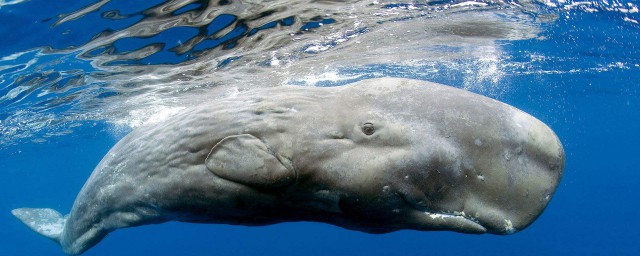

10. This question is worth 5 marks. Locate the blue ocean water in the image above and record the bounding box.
[1,0,639,255]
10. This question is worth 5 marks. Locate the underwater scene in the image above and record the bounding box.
[1,0,639,255]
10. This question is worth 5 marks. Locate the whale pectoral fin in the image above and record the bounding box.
[11,208,66,244]
[205,134,295,189]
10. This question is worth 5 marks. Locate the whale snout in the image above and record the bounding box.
[467,110,565,234]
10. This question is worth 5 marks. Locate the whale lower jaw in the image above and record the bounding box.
[421,211,488,234]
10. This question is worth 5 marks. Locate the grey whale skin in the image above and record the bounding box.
[12,78,564,255]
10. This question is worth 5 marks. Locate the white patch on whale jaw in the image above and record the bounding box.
[503,219,516,234]
[422,210,486,233]
[424,211,474,222]
[426,212,465,220]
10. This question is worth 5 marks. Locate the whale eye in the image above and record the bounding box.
[362,123,375,135]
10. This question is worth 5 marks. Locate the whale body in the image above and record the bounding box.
[12,78,564,255]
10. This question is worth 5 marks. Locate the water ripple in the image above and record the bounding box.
[1,0,636,146]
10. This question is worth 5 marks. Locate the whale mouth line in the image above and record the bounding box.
[422,211,487,233]
[398,191,487,233]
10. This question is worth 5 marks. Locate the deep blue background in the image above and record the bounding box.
[2,1,640,255]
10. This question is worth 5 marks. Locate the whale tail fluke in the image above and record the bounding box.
[11,208,67,244]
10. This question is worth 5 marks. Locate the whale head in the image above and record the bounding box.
[289,78,564,234]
